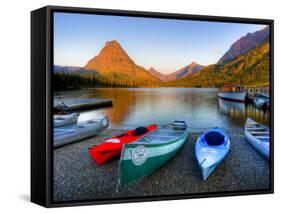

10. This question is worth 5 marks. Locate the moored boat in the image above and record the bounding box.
[89,125,157,164]
[244,118,269,160]
[195,128,230,180]
[218,85,246,102]
[53,113,79,127]
[118,120,188,185]
[54,115,109,148]
[253,93,270,109]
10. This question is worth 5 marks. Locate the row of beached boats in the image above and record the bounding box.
[53,112,270,185]
[53,113,109,148]
[53,100,110,148]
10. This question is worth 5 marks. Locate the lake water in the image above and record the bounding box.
[54,88,270,132]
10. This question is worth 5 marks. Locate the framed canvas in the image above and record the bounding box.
[31,5,274,207]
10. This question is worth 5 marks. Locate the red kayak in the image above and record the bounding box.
[89,124,157,165]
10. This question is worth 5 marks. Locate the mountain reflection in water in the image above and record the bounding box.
[54,88,270,130]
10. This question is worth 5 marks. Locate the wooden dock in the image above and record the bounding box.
[235,85,270,103]
[243,85,270,100]
[54,98,113,111]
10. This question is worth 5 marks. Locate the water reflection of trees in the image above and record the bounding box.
[92,88,137,125]
[55,89,270,128]
[92,88,204,126]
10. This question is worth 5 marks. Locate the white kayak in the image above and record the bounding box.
[54,115,109,148]
[245,118,269,160]
[53,113,79,128]
[195,128,230,180]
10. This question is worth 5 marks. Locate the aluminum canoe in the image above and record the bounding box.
[245,117,269,160]
[53,115,109,148]
[53,113,79,127]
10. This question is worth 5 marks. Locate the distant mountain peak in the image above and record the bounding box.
[53,65,82,73]
[147,62,204,82]
[147,67,167,81]
[84,40,159,83]
[104,40,123,49]
[105,40,120,45]
[190,61,198,65]
[84,40,137,73]
[218,26,269,64]
[148,67,156,71]
[171,62,204,80]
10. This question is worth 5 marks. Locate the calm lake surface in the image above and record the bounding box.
[54,88,270,132]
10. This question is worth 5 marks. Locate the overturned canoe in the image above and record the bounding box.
[245,118,269,160]
[53,115,109,148]
[53,113,79,128]
[118,120,188,185]
[89,125,157,165]
[195,128,230,180]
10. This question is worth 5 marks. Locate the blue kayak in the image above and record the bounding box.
[195,128,230,180]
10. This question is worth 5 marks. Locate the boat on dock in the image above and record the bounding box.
[53,98,113,112]
[53,115,109,148]
[218,85,246,102]
[244,118,269,160]
[195,128,230,180]
[53,113,79,127]
[118,120,189,185]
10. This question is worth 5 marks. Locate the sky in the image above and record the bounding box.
[54,12,266,74]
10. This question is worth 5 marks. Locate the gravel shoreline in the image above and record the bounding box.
[53,129,270,202]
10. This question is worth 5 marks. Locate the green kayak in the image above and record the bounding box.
[118,120,188,185]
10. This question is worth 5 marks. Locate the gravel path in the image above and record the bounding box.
[53,129,270,202]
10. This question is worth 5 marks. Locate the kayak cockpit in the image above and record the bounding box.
[201,128,228,147]
[205,131,225,146]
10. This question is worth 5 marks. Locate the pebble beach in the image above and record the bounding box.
[53,129,270,202]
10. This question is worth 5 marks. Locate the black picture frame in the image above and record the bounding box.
[31,5,274,208]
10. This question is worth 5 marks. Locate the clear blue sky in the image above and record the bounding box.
[54,12,266,74]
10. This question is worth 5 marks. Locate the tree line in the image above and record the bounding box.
[53,72,158,90]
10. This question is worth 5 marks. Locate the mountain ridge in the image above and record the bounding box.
[53,65,82,73]
[54,27,270,89]
[163,42,269,87]
[146,67,167,81]
[218,26,269,64]
[147,62,204,82]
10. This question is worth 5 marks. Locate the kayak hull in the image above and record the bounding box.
[195,128,230,180]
